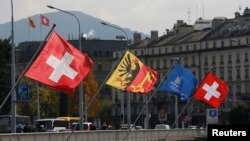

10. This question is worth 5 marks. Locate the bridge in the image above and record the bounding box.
[0,129,207,141]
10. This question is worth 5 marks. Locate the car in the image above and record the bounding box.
[119,124,136,130]
[71,122,96,130]
[155,124,170,130]
[188,125,199,129]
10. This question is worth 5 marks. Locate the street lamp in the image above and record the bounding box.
[47,5,85,130]
[100,21,129,125]
[10,0,16,133]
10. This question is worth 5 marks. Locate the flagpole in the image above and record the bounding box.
[164,98,194,141]
[82,21,130,120]
[122,62,176,141]
[100,21,131,126]
[0,24,56,111]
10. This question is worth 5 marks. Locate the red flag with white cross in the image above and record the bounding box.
[25,31,93,95]
[192,72,228,108]
[40,14,50,26]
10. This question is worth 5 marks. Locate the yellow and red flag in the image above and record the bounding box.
[106,50,159,94]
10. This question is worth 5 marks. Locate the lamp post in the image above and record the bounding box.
[100,21,129,125]
[47,5,85,130]
[10,0,16,133]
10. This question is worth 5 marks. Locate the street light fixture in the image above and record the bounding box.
[47,5,85,130]
[100,21,129,125]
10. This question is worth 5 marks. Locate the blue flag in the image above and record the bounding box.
[158,64,198,101]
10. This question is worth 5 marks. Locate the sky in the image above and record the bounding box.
[1,0,250,36]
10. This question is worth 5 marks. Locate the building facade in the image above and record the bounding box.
[111,8,250,128]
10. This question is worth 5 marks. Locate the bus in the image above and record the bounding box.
[35,118,68,132]
[56,116,80,128]
[0,115,31,133]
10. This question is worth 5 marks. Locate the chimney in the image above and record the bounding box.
[133,32,141,43]
[212,17,226,30]
[235,12,240,18]
[150,30,158,40]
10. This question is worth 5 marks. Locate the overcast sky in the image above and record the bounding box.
[1,0,250,35]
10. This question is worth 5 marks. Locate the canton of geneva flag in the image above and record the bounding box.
[193,72,228,108]
[106,50,159,94]
[25,31,93,95]
[158,64,198,101]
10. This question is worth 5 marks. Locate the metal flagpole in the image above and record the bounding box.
[122,62,177,141]
[100,21,131,128]
[0,24,56,111]
[65,21,130,141]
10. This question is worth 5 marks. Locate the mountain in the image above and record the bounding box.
[0,11,146,44]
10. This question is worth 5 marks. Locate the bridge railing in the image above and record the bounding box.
[0,129,207,141]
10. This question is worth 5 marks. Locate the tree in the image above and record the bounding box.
[17,77,60,118]
[0,39,11,114]
[229,103,250,124]
[68,70,101,118]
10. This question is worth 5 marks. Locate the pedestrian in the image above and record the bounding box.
[23,122,32,132]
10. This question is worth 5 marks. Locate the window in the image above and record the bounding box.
[165,48,168,53]
[97,64,102,71]
[192,56,195,66]
[228,69,232,80]
[245,68,249,79]
[245,53,249,62]
[186,45,189,51]
[213,41,217,48]
[141,50,144,56]
[220,55,224,65]
[204,57,208,66]
[115,53,119,58]
[236,68,241,79]
[193,44,196,50]
[184,56,188,67]
[156,60,160,69]
[163,59,167,68]
[149,60,154,68]
[228,54,232,64]
[158,48,161,54]
[152,49,154,55]
[220,69,224,79]
[212,56,216,65]
[236,53,240,63]
[172,47,175,53]
[205,42,209,49]
[135,50,138,56]
[221,40,224,47]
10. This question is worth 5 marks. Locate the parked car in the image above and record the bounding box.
[188,125,199,129]
[119,124,136,130]
[155,124,170,130]
[71,122,96,130]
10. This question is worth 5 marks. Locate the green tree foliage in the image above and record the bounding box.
[229,103,250,124]
[17,77,60,118]
[68,70,101,118]
[0,39,11,114]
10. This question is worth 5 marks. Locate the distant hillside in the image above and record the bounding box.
[0,11,146,44]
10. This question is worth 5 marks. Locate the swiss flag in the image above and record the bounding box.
[25,31,93,95]
[40,14,50,26]
[193,72,228,108]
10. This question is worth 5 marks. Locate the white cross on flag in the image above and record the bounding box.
[193,72,228,108]
[25,31,93,95]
